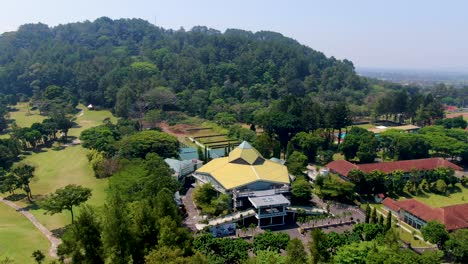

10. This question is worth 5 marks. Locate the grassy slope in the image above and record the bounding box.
[0,202,50,263]
[399,183,468,208]
[4,104,116,230]
[19,145,109,230]
[8,102,45,128]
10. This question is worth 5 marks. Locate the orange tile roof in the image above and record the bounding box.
[326,160,359,177]
[382,197,401,212]
[382,198,468,231]
[326,158,462,178]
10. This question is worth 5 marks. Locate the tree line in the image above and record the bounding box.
[0,17,447,135]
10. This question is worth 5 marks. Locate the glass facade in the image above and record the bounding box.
[402,211,426,230]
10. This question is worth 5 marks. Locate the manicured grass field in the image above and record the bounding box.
[8,102,45,128]
[0,202,50,263]
[18,145,109,230]
[3,104,115,230]
[399,183,468,208]
[68,104,118,137]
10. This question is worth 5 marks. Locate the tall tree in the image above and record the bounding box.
[421,221,449,248]
[329,102,352,145]
[445,229,468,263]
[11,163,35,201]
[285,238,308,264]
[57,205,104,263]
[40,184,92,223]
[102,192,133,264]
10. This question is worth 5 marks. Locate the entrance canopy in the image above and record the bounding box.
[248,194,290,209]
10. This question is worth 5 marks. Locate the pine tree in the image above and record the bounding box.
[286,238,308,264]
[371,207,377,224]
[378,214,383,225]
[286,141,294,160]
[365,204,371,223]
[102,192,133,264]
[385,210,392,231]
[197,146,204,162]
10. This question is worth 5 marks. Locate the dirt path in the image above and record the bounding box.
[0,197,61,258]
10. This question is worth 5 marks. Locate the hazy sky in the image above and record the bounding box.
[1,0,467,71]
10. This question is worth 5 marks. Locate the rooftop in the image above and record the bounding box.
[228,141,263,165]
[179,147,199,160]
[367,124,420,134]
[327,158,462,177]
[382,198,468,231]
[248,194,291,208]
[196,141,290,190]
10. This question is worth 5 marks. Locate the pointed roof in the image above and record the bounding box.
[228,141,264,165]
[196,141,289,190]
[238,141,253,149]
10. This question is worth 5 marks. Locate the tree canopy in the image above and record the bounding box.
[40,184,92,223]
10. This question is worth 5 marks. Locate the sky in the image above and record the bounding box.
[1,0,468,71]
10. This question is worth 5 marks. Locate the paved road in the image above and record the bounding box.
[181,187,203,231]
[0,197,61,258]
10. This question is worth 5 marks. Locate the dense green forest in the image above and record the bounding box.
[0,16,444,126]
[0,17,365,114]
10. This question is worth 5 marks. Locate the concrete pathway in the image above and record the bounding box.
[0,197,61,258]
[181,187,203,231]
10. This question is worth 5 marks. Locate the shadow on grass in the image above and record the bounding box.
[51,226,69,239]
[7,107,19,112]
[32,148,48,153]
[21,151,33,156]
[448,185,462,193]
[52,146,66,151]
[4,193,27,201]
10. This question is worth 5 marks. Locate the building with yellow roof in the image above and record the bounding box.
[193,141,292,226]
[195,141,290,192]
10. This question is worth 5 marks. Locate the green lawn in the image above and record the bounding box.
[17,145,109,230]
[68,104,117,137]
[398,183,468,208]
[2,104,115,231]
[398,227,428,247]
[8,102,45,128]
[0,202,50,264]
[347,123,375,130]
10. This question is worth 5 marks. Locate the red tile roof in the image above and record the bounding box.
[326,160,358,177]
[442,204,468,231]
[382,198,468,231]
[382,197,401,212]
[445,105,458,111]
[398,199,445,223]
[326,158,462,177]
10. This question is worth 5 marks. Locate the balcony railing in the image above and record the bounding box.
[234,186,290,198]
[256,211,287,219]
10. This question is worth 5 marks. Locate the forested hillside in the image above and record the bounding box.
[0,17,367,120]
